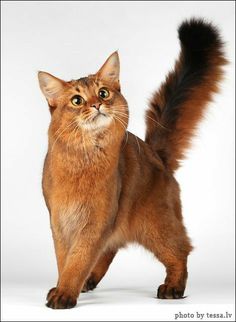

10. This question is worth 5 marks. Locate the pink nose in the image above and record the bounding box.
[91,103,101,110]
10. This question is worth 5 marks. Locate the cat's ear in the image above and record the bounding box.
[96,51,120,88]
[38,71,66,102]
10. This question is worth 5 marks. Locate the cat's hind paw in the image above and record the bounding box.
[157,284,185,299]
[81,277,97,293]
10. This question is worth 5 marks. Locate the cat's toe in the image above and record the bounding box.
[46,287,57,301]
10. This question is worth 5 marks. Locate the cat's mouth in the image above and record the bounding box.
[81,111,112,130]
[89,111,109,124]
[93,111,107,119]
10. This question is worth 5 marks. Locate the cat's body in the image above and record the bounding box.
[39,19,226,309]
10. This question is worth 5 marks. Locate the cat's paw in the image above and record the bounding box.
[81,277,97,293]
[46,287,77,309]
[157,284,185,299]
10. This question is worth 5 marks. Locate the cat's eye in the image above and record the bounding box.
[99,88,110,99]
[71,95,84,106]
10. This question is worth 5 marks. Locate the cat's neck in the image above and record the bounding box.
[48,128,125,176]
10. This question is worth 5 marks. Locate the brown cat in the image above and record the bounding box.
[38,19,226,309]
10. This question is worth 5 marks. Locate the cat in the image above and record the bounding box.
[38,18,226,309]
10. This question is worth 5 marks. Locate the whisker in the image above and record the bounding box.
[50,119,78,154]
[112,117,126,131]
[112,116,129,149]
[81,128,89,162]
[114,106,167,130]
[124,130,129,148]
[112,115,128,129]
[112,104,128,108]
[113,110,129,115]
[113,108,129,113]
[86,113,98,123]
[112,113,127,124]
[73,124,80,144]
[113,109,129,116]
[113,112,129,119]
[134,135,141,154]
[145,114,168,130]
[66,124,78,162]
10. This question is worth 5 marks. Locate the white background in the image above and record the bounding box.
[1,1,235,321]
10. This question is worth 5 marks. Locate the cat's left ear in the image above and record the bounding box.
[96,51,120,89]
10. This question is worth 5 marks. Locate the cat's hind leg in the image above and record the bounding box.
[136,207,192,299]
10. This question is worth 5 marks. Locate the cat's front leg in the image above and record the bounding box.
[46,231,69,302]
[46,222,110,309]
[45,214,71,303]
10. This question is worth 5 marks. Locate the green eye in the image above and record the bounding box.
[99,88,110,99]
[71,95,84,106]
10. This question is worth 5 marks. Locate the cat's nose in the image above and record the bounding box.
[91,103,101,110]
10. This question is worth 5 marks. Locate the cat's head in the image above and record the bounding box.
[38,52,128,147]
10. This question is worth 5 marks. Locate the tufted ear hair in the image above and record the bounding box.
[38,71,66,100]
[96,51,120,89]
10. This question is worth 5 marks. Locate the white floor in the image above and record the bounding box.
[2,282,235,321]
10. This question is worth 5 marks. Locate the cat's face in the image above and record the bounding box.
[38,52,128,147]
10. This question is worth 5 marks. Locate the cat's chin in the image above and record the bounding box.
[81,114,112,131]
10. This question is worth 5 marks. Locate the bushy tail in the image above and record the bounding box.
[145,18,227,171]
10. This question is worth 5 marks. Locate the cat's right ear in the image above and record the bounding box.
[38,71,66,105]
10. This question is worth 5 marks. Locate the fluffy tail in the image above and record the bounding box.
[145,18,227,171]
